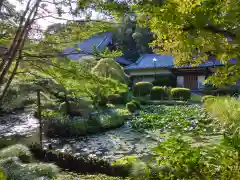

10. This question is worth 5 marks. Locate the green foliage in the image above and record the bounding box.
[0,144,32,163]
[0,157,59,180]
[131,105,215,134]
[126,102,137,113]
[204,96,240,151]
[92,58,129,84]
[130,100,141,109]
[201,95,215,103]
[170,88,191,100]
[132,82,153,97]
[43,109,125,137]
[150,86,170,100]
[0,168,6,180]
[108,94,125,104]
[152,76,176,87]
[112,15,153,61]
[143,137,240,179]
[112,156,137,169]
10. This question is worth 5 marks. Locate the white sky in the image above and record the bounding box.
[8,0,101,29]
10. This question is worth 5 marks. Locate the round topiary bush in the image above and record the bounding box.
[108,94,125,104]
[130,100,141,109]
[150,86,169,100]
[132,82,153,97]
[126,102,137,113]
[170,88,191,101]
[201,95,215,103]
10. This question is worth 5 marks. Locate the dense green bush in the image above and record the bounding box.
[126,102,137,113]
[0,157,59,180]
[201,95,215,103]
[170,88,191,100]
[132,82,153,97]
[0,144,32,163]
[137,137,240,179]
[152,76,177,87]
[150,86,170,100]
[30,144,128,177]
[43,109,125,138]
[108,94,125,104]
[130,100,141,109]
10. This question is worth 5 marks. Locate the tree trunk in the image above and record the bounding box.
[0,0,41,84]
[0,0,32,74]
[0,51,22,103]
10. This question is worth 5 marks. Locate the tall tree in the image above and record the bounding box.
[112,14,154,62]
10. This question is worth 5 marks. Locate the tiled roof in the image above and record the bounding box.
[115,56,133,65]
[125,54,229,70]
[125,54,174,70]
[63,32,113,60]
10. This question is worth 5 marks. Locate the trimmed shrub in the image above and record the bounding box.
[132,82,153,97]
[108,94,125,104]
[150,86,169,100]
[131,100,141,109]
[0,144,32,163]
[152,76,177,87]
[170,88,191,100]
[201,95,215,103]
[126,102,137,113]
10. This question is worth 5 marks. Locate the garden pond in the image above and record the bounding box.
[0,105,223,162]
[0,111,159,162]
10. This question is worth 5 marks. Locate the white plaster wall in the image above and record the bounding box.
[127,68,172,76]
[177,76,184,87]
[198,76,205,89]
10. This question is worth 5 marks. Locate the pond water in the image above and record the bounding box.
[0,112,158,162]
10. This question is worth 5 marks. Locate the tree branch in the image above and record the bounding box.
[183,24,236,39]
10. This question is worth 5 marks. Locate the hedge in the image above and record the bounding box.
[170,88,191,100]
[29,144,129,177]
[201,95,215,103]
[126,102,137,113]
[150,86,169,100]
[132,82,153,97]
[130,100,141,109]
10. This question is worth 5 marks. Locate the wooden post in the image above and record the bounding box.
[37,90,43,149]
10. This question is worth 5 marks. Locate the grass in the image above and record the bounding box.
[204,96,240,134]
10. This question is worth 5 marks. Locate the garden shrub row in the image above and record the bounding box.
[30,144,129,177]
[132,81,191,101]
[170,88,191,101]
[43,109,125,138]
[132,82,153,97]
